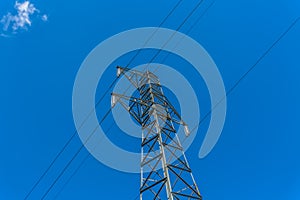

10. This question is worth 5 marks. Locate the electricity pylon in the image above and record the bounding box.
[111,66,202,200]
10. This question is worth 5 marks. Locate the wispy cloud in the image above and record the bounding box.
[0,33,10,38]
[41,14,48,22]
[0,1,48,36]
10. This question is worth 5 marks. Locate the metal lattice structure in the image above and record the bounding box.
[111,66,202,200]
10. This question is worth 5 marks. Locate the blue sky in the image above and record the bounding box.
[0,0,300,199]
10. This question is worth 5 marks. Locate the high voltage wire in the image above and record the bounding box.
[23,0,186,199]
[166,16,300,151]
[95,15,300,199]
[23,76,119,200]
[189,16,300,135]
[125,0,184,69]
[129,15,300,200]
[151,0,215,75]
[52,122,116,200]
[27,1,298,199]
[145,0,204,71]
[155,16,300,152]
[154,0,215,73]
[51,2,215,198]
[23,77,118,200]
[40,109,111,200]
[37,0,208,198]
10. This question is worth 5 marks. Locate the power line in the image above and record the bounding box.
[23,133,76,200]
[52,152,90,200]
[126,17,300,199]
[145,0,205,70]
[40,109,111,200]
[23,79,117,200]
[125,0,184,68]
[53,153,90,200]
[42,0,211,199]
[55,1,215,198]
[52,122,115,200]
[23,1,185,199]
[52,14,299,200]
[153,0,215,74]
[189,17,300,136]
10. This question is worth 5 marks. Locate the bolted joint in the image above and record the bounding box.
[111,93,117,108]
[183,123,190,137]
[116,66,124,77]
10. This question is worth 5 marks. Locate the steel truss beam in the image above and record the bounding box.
[112,66,202,200]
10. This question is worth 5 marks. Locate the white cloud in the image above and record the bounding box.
[0,33,10,38]
[0,1,47,35]
[41,14,48,22]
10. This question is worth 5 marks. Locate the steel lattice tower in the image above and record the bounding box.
[112,66,202,200]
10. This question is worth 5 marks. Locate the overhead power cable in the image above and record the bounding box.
[186,17,300,145]
[40,108,111,200]
[38,0,208,199]
[23,0,186,199]
[51,1,215,198]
